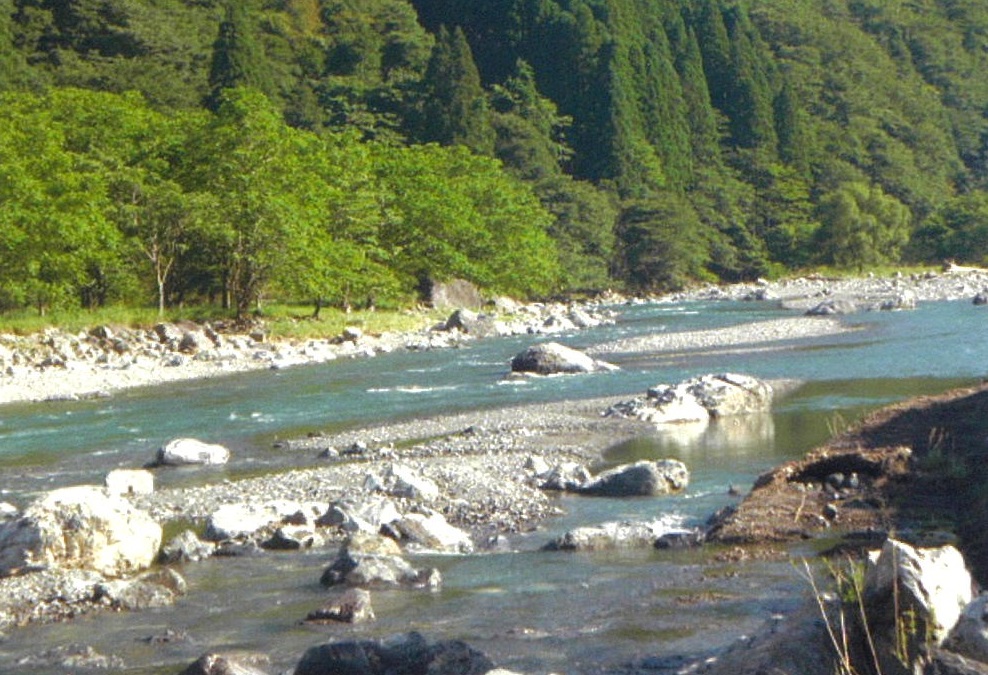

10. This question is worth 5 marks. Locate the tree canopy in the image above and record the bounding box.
[2,0,988,314]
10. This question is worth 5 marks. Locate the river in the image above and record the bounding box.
[0,299,984,673]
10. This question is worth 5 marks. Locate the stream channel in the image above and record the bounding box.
[0,298,985,674]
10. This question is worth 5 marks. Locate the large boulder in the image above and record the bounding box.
[444,309,499,338]
[427,278,484,310]
[606,373,773,424]
[205,500,323,542]
[155,438,230,466]
[863,539,974,673]
[0,486,161,578]
[510,342,617,376]
[395,512,474,554]
[683,373,773,418]
[805,298,860,315]
[577,460,689,497]
[318,497,402,534]
[320,533,441,590]
[294,632,494,675]
[946,594,988,663]
[304,588,376,625]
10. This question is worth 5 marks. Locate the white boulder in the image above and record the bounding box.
[0,486,161,578]
[155,438,230,466]
[396,512,474,554]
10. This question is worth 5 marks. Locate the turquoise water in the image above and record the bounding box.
[0,299,985,673]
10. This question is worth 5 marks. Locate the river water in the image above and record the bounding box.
[0,299,984,673]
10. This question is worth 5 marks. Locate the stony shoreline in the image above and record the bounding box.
[2,268,988,673]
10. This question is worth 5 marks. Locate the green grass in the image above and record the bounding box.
[0,302,448,341]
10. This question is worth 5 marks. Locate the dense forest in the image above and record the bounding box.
[2,0,988,316]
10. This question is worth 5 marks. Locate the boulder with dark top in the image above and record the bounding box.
[320,533,442,590]
[683,373,774,418]
[444,309,499,338]
[510,342,617,376]
[294,632,494,675]
[304,588,376,624]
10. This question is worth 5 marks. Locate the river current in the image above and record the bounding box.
[0,299,984,673]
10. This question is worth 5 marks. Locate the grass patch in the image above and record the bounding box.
[0,303,446,341]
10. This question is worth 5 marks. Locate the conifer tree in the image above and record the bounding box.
[205,2,274,111]
[419,26,495,156]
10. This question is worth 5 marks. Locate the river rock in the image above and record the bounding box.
[538,461,593,491]
[545,519,685,552]
[318,497,402,534]
[17,644,125,670]
[577,460,689,497]
[879,290,917,311]
[683,373,773,417]
[294,632,494,675]
[160,530,216,564]
[805,298,859,315]
[428,278,484,310]
[262,525,324,550]
[444,309,498,338]
[205,500,323,541]
[95,567,187,610]
[0,485,161,578]
[945,594,988,663]
[155,438,230,466]
[320,533,442,590]
[510,342,617,376]
[382,464,440,501]
[304,588,376,624]
[974,291,988,306]
[639,384,711,423]
[179,652,272,675]
[0,502,18,520]
[395,511,474,554]
[864,539,973,672]
[105,468,154,496]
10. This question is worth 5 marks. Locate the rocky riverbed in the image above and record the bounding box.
[3,268,988,673]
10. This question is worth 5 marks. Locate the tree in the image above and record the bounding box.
[205,2,275,111]
[183,88,320,318]
[814,182,912,269]
[418,26,495,155]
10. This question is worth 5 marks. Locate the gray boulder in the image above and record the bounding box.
[806,298,859,315]
[95,567,187,610]
[320,533,441,590]
[205,500,322,542]
[946,594,988,663]
[510,341,617,376]
[577,460,689,497]
[444,309,499,338]
[317,497,402,534]
[155,438,230,466]
[0,485,161,578]
[428,278,484,310]
[160,530,215,564]
[538,462,593,491]
[295,632,493,675]
[304,588,376,625]
[179,652,272,675]
[974,291,988,306]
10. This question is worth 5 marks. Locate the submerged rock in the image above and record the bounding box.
[545,519,686,551]
[294,632,494,675]
[155,438,230,466]
[320,533,441,590]
[304,588,376,625]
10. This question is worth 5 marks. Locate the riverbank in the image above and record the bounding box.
[5,265,986,407]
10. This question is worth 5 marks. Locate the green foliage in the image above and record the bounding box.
[814,181,911,270]
[205,2,276,111]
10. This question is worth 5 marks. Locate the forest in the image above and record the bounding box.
[2,0,988,316]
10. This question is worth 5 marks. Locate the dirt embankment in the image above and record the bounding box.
[709,383,988,582]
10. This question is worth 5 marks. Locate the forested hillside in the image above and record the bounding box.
[2,0,988,315]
